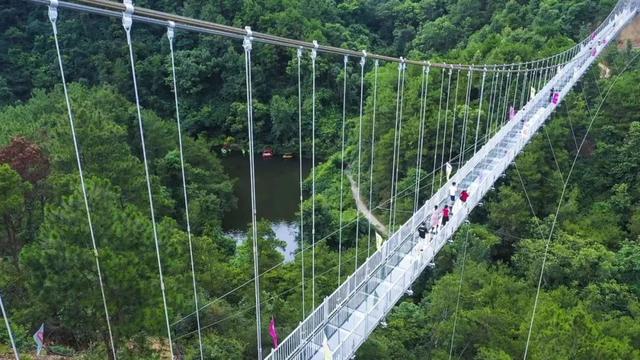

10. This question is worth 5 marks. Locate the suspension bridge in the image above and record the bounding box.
[2,0,638,359]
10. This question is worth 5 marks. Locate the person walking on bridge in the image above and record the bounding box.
[417,222,428,240]
[430,205,440,234]
[449,182,458,203]
[442,205,450,226]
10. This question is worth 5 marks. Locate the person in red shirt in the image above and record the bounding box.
[442,205,450,226]
[460,189,469,203]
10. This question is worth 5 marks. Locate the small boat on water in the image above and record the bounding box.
[262,146,274,159]
[282,153,294,160]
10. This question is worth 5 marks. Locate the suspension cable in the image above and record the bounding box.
[448,227,471,360]
[0,292,19,360]
[167,21,203,360]
[500,67,512,128]
[388,60,404,232]
[367,60,380,257]
[296,47,305,319]
[413,64,430,216]
[431,68,446,196]
[485,70,498,143]
[449,68,461,163]
[512,64,522,108]
[458,68,473,169]
[29,0,619,71]
[523,50,640,360]
[473,68,487,154]
[337,55,348,285]
[439,67,453,187]
[122,3,174,357]
[354,52,367,270]
[48,2,117,358]
[310,41,318,311]
[391,61,407,231]
[173,139,482,328]
[242,28,263,360]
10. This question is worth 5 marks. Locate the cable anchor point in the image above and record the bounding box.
[311,40,319,60]
[167,20,175,41]
[360,50,367,67]
[122,0,134,33]
[243,26,253,51]
[48,0,59,24]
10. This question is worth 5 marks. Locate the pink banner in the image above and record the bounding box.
[269,317,279,348]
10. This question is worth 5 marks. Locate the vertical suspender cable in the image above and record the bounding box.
[337,55,348,285]
[167,22,204,360]
[48,2,117,358]
[310,41,318,311]
[500,67,512,127]
[520,64,529,109]
[413,64,430,215]
[512,65,521,109]
[122,3,174,358]
[484,70,498,143]
[388,60,403,232]
[354,52,367,271]
[537,60,546,91]
[438,67,453,188]
[296,48,305,319]
[242,28,263,359]
[458,68,473,169]
[0,292,19,360]
[448,69,461,163]
[487,68,503,141]
[367,60,380,257]
[391,61,407,230]
[430,68,445,196]
[473,68,487,154]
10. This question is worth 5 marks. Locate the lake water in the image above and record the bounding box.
[221,152,311,261]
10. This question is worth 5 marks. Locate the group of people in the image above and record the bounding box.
[416,181,470,242]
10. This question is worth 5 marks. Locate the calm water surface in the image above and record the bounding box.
[221,153,311,261]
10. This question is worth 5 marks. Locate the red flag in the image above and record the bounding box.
[269,316,279,348]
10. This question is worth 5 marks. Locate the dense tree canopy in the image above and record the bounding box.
[0,0,639,359]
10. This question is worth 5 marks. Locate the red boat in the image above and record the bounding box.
[262,146,274,159]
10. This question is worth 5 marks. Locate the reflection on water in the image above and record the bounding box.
[221,153,311,262]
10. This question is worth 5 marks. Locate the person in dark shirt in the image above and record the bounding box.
[417,222,428,239]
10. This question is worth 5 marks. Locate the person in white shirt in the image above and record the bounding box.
[449,182,457,203]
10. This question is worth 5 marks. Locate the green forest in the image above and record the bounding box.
[1,0,639,359]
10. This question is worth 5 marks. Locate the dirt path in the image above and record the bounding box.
[346,173,388,237]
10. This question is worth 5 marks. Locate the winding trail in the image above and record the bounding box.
[346,173,388,237]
